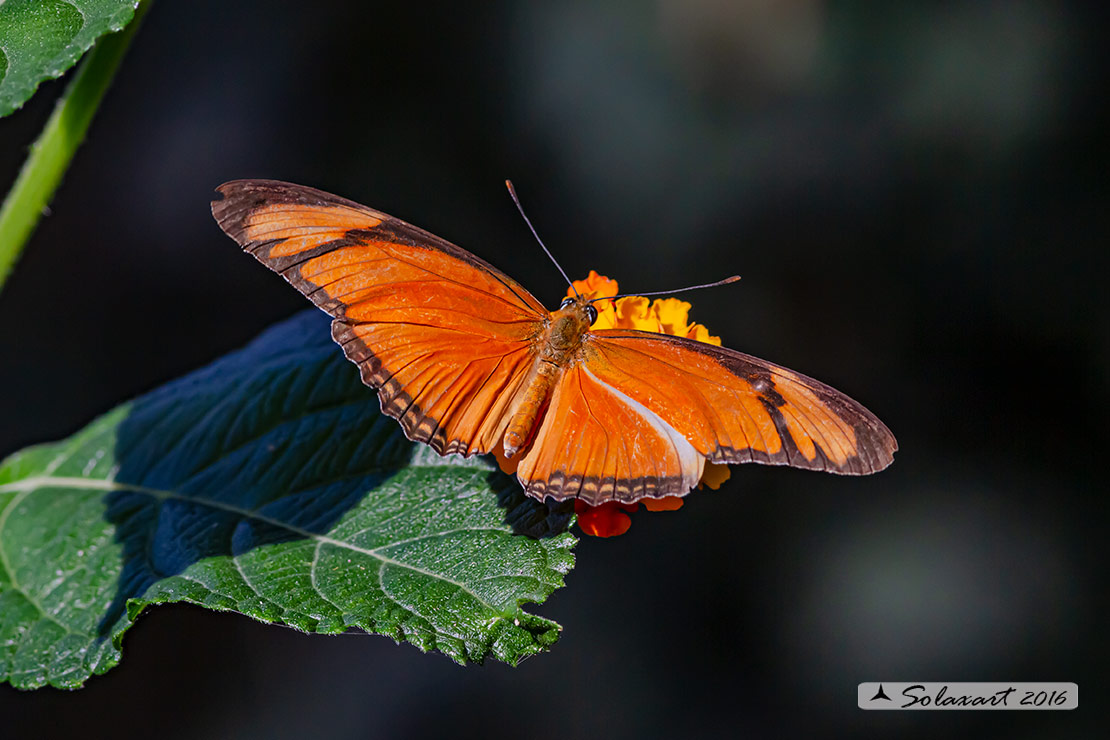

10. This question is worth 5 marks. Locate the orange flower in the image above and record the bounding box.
[563,273,731,537]
[569,270,619,308]
[568,276,723,346]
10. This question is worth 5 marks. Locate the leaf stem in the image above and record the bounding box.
[0,0,151,291]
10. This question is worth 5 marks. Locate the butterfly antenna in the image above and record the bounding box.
[505,180,580,299]
[593,275,741,303]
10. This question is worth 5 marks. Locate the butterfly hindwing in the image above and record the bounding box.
[212,179,546,456]
[515,362,706,505]
[515,329,895,505]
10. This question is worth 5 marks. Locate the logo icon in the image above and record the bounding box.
[870,684,892,702]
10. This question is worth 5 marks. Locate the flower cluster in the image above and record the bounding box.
[567,272,731,537]
[573,270,722,346]
[492,272,730,536]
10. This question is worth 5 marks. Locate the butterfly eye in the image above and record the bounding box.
[560,297,575,309]
[585,304,598,324]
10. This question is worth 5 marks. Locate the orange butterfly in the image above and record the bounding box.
[212,180,896,509]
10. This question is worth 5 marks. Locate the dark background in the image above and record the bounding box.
[0,1,1104,737]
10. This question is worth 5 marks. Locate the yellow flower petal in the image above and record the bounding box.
[685,322,722,346]
[614,296,655,330]
[591,305,618,330]
[492,445,519,475]
[698,461,731,490]
[641,495,685,512]
[651,298,692,337]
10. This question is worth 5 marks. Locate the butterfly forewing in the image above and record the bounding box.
[212,180,547,457]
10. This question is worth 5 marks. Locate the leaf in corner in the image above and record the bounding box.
[0,310,577,690]
[0,0,141,117]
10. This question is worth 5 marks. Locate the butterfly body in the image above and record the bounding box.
[504,300,596,457]
[212,180,897,507]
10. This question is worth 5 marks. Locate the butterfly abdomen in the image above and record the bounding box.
[503,360,559,458]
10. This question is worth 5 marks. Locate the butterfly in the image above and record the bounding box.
[211,180,897,506]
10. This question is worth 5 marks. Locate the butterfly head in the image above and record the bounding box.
[548,296,598,351]
[558,296,598,324]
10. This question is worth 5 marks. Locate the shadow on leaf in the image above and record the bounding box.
[494,471,575,539]
[96,311,575,651]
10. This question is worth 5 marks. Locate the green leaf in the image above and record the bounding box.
[0,0,140,117]
[0,311,577,690]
